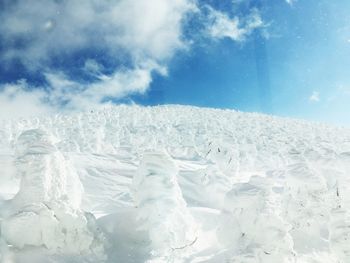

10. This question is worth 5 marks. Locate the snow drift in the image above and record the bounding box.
[0,105,349,262]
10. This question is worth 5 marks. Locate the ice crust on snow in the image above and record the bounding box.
[0,105,350,262]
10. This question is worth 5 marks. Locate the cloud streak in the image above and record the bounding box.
[309,91,320,102]
[207,7,263,42]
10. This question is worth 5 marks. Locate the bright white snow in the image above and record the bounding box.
[0,105,349,262]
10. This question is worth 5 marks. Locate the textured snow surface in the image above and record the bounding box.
[0,105,350,263]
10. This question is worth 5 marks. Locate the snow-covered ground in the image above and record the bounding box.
[0,105,350,262]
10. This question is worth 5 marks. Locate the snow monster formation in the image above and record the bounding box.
[132,151,198,259]
[1,129,104,257]
[282,163,331,254]
[217,175,295,263]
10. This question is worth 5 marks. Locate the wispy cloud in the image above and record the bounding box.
[327,85,350,102]
[0,81,53,119]
[285,0,297,6]
[309,91,320,102]
[206,7,263,42]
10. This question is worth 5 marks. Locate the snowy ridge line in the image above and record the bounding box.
[0,105,348,160]
[0,105,349,262]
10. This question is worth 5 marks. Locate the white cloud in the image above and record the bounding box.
[41,60,167,111]
[309,91,320,102]
[0,81,53,119]
[207,7,263,41]
[0,1,264,113]
[69,66,155,110]
[0,0,195,67]
[0,0,195,109]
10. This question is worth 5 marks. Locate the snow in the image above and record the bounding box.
[0,105,349,262]
[132,151,197,259]
[12,129,83,209]
[0,129,105,260]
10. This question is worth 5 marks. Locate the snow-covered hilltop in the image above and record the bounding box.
[0,105,350,262]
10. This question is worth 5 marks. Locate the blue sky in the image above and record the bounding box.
[0,0,350,126]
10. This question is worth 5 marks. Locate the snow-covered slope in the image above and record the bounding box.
[0,105,350,262]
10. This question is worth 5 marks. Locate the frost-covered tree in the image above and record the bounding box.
[217,175,294,262]
[132,151,197,259]
[282,163,331,253]
[11,129,82,208]
[1,129,104,257]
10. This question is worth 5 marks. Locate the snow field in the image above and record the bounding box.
[0,105,349,262]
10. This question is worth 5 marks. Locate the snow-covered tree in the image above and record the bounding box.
[132,151,197,259]
[1,129,105,257]
[217,175,294,262]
